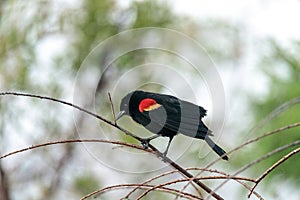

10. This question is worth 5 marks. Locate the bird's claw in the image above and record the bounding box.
[141,139,149,149]
[161,152,168,162]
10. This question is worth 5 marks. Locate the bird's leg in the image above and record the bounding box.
[140,135,160,149]
[162,136,174,161]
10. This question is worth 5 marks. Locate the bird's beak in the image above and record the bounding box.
[115,110,125,121]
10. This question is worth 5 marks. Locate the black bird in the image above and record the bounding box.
[116,90,228,160]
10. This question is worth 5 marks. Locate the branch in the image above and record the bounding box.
[179,122,300,199]
[248,96,300,136]
[136,176,255,200]
[0,92,224,200]
[206,122,300,170]
[0,92,141,141]
[81,183,202,200]
[248,147,300,197]
[187,168,263,200]
[0,162,10,200]
[0,139,149,160]
[107,92,117,124]
[211,140,300,199]
[125,167,261,200]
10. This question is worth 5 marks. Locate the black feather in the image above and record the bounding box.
[119,90,228,160]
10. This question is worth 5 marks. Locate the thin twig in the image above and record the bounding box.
[186,168,263,200]
[207,122,300,170]
[179,122,300,200]
[125,167,259,200]
[248,96,300,136]
[81,183,202,200]
[0,92,140,140]
[0,139,149,160]
[248,147,300,198]
[124,170,179,199]
[211,140,300,199]
[0,92,224,200]
[107,92,117,124]
[136,175,256,200]
[124,170,203,199]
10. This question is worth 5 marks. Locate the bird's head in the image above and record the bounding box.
[116,91,133,121]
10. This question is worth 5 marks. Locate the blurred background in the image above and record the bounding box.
[1,0,300,199]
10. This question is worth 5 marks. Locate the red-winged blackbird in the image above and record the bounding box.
[116,90,228,160]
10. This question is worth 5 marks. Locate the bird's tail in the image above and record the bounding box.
[205,137,228,160]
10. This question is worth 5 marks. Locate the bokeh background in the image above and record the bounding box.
[1,0,300,199]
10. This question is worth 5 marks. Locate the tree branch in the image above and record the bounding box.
[81,183,203,200]
[107,92,117,124]
[0,92,224,200]
[0,162,10,200]
[248,147,300,198]
[211,140,300,199]
[0,139,149,160]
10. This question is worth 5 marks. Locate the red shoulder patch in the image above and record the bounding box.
[139,98,161,112]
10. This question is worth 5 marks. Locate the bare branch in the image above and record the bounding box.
[206,122,300,170]
[107,92,117,124]
[179,122,300,199]
[186,168,263,200]
[136,175,255,200]
[124,170,203,199]
[0,162,10,200]
[211,140,300,199]
[0,139,149,160]
[248,147,300,198]
[249,96,300,136]
[80,183,203,200]
[0,92,224,200]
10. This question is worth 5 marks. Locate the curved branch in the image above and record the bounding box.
[248,147,300,197]
[212,140,300,199]
[185,168,263,200]
[206,122,300,170]
[249,97,300,136]
[124,169,204,199]
[80,183,202,200]
[0,92,224,200]
[136,175,255,200]
[178,123,300,199]
[0,139,149,159]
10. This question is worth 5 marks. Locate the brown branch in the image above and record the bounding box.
[0,92,142,141]
[81,183,202,200]
[136,175,255,200]
[124,170,203,199]
[233,140,300,176]
[0,139,149,160]
[186,168,263,200]
[125,167,259,200]
[206,122,300,170]
[248,97,300,136]
[248,147,300,198]
[198,122,300,185]
[0,92,224,200]
[107,92,117,124]
[0,162,10,200]
[211,140,300,199]
[124,170,179,199]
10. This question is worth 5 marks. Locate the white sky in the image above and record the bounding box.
[173,0,300,42]
[3,1,300,199]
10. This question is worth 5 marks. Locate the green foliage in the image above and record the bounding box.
[248,40,300,183]
[132,0,174,28]
[66,0,177,74]
[73,173,101,196]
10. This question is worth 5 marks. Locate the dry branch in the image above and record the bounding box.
[248,147,300,197]
[0,92,224,200]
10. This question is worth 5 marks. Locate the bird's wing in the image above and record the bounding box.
[145,99,213,138]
